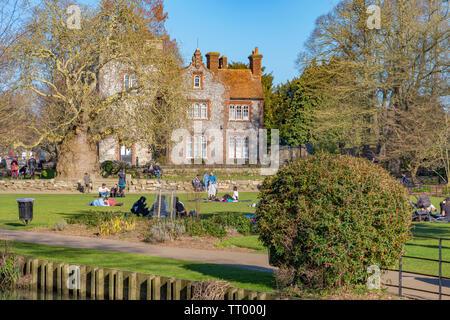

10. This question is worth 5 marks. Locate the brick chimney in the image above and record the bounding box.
[248,47,263,79]
[219,56,228,69]
[206,52,220,75]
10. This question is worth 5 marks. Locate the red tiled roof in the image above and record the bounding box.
[218,69,264,100]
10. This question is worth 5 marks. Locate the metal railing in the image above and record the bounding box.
[407,184,450,197]
[394,235,450,300]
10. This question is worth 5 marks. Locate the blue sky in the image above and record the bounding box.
[164,0,339,85]
[20,0,339,85]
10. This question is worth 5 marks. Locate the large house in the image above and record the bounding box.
[98,47,265,165]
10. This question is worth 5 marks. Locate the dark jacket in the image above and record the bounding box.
[118,173,126,187]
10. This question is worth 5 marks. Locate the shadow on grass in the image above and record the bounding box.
[183,263,275,291]
[5,222,28,227]
[411,223,450,238]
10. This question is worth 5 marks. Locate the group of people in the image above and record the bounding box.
[6,155,38,180]
[192,172,219,200]
[82,170,127,197]
[144,163,163,179]
[131,196,193,218]
[413,194,449,221]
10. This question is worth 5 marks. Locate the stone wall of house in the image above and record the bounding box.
[0,178,263,193]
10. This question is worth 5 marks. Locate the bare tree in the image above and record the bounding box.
[12,0,187,178]
[300,0,449,179]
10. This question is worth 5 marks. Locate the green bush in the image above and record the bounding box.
[184,219,227,239]
[210,213,257,235]
[256,153,412,291]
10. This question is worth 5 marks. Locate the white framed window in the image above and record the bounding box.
[229,104,250,121]
[243,106,249,120]
[229,136,235,159]
[194,75,201,88]
[229,136,250,160]
[236,105,242,120]
[193,103,200,119]
[186,137,193,159]
[202,136,207,158]
[235,137,243,159]
[244,137,249,159]
[191,135,207,159]
[201,103,208,119]
[123,73,137,91]
[229,105,236,120]
[124,74,130,90]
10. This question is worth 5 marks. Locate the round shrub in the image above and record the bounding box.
[256,153,412,290]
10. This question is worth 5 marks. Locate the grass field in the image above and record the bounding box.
[0,193,259,230]
[1,194,448,280]
[3,241,274,292]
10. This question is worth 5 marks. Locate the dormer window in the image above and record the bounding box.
[192,73,203,89]
[194,75,200,88]
[123,73,137,91]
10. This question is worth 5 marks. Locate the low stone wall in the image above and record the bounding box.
[0,178,264,193]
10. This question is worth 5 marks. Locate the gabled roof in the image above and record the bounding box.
[218,68,264,100]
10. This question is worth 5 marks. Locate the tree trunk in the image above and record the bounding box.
[56,125,98,179]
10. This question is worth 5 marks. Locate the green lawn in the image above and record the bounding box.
[0,193,259,230]
[5,241,274,292]
[1,193,449,281]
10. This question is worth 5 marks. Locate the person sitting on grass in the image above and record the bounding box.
[232,186,239,201]
[174,197,187,217]
[131,196,150,217]
[98,184,110,198]
[88,197,110,207]
[110,184,119,198]
[440,198,450,218]
[149,195,170,218]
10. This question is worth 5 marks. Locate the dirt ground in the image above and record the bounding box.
[25,223,259,254]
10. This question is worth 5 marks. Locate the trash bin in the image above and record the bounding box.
[17,198,35,225]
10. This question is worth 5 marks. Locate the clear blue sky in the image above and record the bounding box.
[164,0,338,85]
[21,0,339,85]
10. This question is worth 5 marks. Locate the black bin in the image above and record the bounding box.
[17,198,35,225]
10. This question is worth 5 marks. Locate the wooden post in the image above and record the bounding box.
[109,270,117,300]
[152,276,161,300]
[128,272,137,300]
[90,267,97,300]
[96,268,104,300]
[116,271,123,300]
[79,265,87,299]
[39,260,47,292]
[146,275,154,300]
[61,264,69,298]
[30,259,38,290]
[46,262,54,294]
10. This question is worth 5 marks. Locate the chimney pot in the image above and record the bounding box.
[206,52,220,75]
[219,56,228,69]
[249,47,263,79]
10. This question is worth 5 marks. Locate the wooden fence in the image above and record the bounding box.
[18,257,273,300]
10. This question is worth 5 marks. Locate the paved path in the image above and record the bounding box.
[1,228,448,299]
[0,229,274,273]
